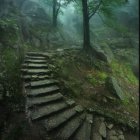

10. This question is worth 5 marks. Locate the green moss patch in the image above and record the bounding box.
[110,61,138,85]
[86,71,108,86]
[49,49,138,120]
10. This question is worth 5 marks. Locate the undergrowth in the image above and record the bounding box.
[110,61,138,85]
[86,70,108,86]
[0,47,23,99]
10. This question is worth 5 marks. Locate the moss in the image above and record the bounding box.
[110,61,138,85]
[86,70,108,86]
[89,106,138,132]
[66,79,83,98]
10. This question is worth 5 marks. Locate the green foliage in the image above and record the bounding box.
[0,18,19,46]
[0,18,19,31]
[74,0,129,35]
[0,48,22,98]
[99,0,125,17]
[42,0,74,14]
[86,70,107,86]
[97,0,130,34]
[101,17,130,35]
[110,61,138,85]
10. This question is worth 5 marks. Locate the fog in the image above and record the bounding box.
[24,0,139,44]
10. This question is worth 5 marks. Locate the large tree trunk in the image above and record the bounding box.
[82,0,91,51]
[53,0,57,27]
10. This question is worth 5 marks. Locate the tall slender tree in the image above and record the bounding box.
[52,0,61,27]
[76,0,127,51]
[52,0,73,27]
[43,0,74,27]
[82,0,90,51]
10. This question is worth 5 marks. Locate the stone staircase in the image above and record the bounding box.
[21,52,133,140]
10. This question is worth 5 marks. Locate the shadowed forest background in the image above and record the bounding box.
[0,0,139,140]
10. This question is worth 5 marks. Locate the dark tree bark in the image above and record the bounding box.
[82,0,91,51]
[53,0,57,27]
[52,0,61,27]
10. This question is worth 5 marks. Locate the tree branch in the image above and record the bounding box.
[56,0,61,17]
[89,0,102,20]
[97,12,109,26]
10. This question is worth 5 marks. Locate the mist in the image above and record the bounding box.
[0,0,139,139]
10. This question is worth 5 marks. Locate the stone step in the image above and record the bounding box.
[28,79,59,88]
[24,82,30,87]
[22,75,51,81]
[25,59,47,64]
[22,63,48,69]
[92,117,106,140]
[30,101,70,121]
[27,52,46,57]
[26,52,50,59]
[27,93,64,108]
[44,105,84,131]
[73,114,93,140]
[57,113,86,140]
[21,69,51,75]
[27,85,59,97]
[21,75,31,80]
[25,55,46,60]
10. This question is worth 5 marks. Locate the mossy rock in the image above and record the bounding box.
[92,44,114,64]
[105,76,125,101]
[110,61,138,85]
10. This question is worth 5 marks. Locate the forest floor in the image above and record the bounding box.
[0,48,139,140]
[49,49,139,120]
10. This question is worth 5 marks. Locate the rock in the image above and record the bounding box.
[73,114,93,140]
[103,97,107,103]
[28,85,59,96]
[118,134,125,140]
[75,105,83,113]
[30,79,58,87]
[30,101,69,120]
[105,76,125,101]
[57,114,85,139]
[32,37,41,47]
[109,136,119,140]
[117,130,123,135]
[108,130,117,136]
[107,123,114,129]
[92,44,114,64]
[108,130,119,140]
[99,122,107,138]
[57,48,64,52]
[132,63,139,79]
[27,93,63,108]
[93,133,102,140]
[99,117,105,122]
[66,99,76,106]
[44,106,83,131]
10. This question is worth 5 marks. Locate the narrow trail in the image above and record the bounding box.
[21,52,138,140]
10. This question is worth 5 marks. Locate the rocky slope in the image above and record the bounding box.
[21,51,139,140]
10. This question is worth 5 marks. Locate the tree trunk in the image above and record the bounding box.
[82,0,91,51]
[53,0,57,27]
